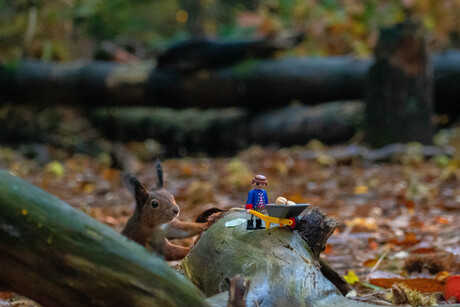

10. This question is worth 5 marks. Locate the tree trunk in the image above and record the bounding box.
[0,170,208,307]
[432,51,460,118]
[365,20,433,147]
[182,209,378,307]
[179,0,206,38]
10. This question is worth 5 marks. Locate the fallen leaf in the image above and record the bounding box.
[102,168,119,181]
[323,244,333,254]
[354,185,368,195]
[44,161,65,179]
[370,278,444,293]
[391,232,419,247]
[435,271,450,282]
[363,258,379,268]
[345,217,378,231]
[344,270,360,285]
[444,275,460,303]
[411,247,436,254]
[435,216,451,224]
[368,238,379,251]
[0,292,15,300]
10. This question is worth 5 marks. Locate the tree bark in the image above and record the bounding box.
[179,0,206,38]
[226,275,250,307]
[365,20,433,147]
[0,170,208,307]
[182,209,377,307]
[297,207,337,260]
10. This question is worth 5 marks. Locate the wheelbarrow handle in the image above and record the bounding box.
[248,210,294,229]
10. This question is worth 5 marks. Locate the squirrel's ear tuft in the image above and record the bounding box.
[122,172,148,206]
[121,172,138,194]
[156,158,163,188]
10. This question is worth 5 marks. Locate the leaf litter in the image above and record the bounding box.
[1,135,460,305]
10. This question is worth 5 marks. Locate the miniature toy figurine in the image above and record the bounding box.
[245,174,268,230]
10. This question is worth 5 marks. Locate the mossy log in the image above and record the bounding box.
[90,101,363,155]
[0,170,208,307]
[182,209,378,307]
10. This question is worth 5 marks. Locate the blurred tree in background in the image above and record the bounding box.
[1,0,459,61]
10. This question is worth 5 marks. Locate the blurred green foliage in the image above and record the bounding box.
[1,0,459,61]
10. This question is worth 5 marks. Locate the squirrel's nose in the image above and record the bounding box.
[172,206,179,215]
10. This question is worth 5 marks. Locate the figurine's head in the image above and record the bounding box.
[251,174,267,189]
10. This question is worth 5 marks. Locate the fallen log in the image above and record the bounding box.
[156,34,304,71]
[89,101,363,155]
[0,170,207,307]
[182,208,379,307]
[0,101,363,156]
[0,57,368,108]
[1,52,459,118]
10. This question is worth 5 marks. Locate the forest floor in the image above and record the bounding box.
[1,135,460,306]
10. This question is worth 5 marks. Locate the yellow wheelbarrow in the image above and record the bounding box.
[249,204,310,230]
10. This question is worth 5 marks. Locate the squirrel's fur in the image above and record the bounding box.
[121,161,208,260]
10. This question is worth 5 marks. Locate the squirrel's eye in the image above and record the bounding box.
[151,200,159,208]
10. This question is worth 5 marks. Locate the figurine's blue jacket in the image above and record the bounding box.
[246,189,268,210]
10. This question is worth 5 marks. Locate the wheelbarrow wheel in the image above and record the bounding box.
[289,216,300,230]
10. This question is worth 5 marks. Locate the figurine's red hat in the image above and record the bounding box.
[252,174,267,186]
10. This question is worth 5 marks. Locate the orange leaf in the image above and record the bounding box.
[0,292,15,300]
[363,258,378,267]
[435,271,450,282]
[445,275,460,303]
[435,216,450,225]
[180,165,193,176]
[404,199,415,209]
[369,278,444,293]
[368,238,379,251]
[391,232,419,246]
[102,168,119,181]
[411,247,436,254]
[323,244,333,254]
[402,233,419,244]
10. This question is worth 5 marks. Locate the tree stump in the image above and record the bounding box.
[183,209,378,307]
[366,20,433,147]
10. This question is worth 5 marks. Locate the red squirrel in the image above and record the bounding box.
[121,160,208,261]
